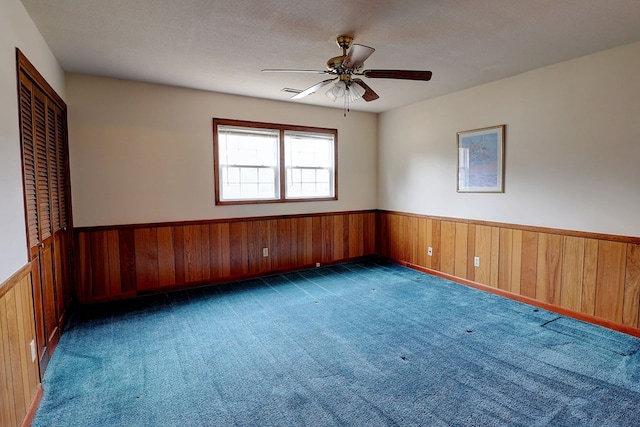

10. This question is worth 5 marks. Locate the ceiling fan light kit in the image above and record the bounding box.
[326,80,365,103]
[262,35,433,116]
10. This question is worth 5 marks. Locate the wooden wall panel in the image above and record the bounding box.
[520,231,539,298]
[0,298,18,426]
[118,229,137,293]
[0,290,27,419]
[405,216,418,266]
[581,238,599,316]
[510,230,523,295]
[321,216,334,263]
[273,218,292,271]
[623,244,640,328]
[76,232,92,299]
[296,217,313,266]
[454,223,468,279]
[184,225,209,283]
[474,225,492,286]
[490,227,500,288]
[385,214,399,261]
[561,236,585,312]
[595,241,627,323]
[498,228,513,291]
[440,221,456,275]
[0,267,41,427]
[107,230,122,297]
[332,215,344,263]
[431,219,441,271]
[156,227,176,287]
[229,222,248,276]
[209,223,231,279]
[257,220,273,273]
[246,221,261,274]
[74,211,377,303]
[89,231,108,298]
[466,224,476,281]
[416,217,428,268]
[536,233,563,306]
[134,228,159,291]
[364,212,376,257]
[376,211,640,337]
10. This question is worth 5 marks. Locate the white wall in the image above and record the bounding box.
[379,41,640,238]
[0,0,66,284]
[66,75,378,227]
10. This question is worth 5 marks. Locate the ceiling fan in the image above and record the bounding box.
[262,35,432,114]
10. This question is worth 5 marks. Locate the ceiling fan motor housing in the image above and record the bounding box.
[327,35,354,72]
[326,55,346,71]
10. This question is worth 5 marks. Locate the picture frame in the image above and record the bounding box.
[457,125,505,193]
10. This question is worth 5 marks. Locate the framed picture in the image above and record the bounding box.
[457,125,505,193]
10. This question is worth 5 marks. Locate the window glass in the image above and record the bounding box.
[214,119,337,204]
[217,126,279,201]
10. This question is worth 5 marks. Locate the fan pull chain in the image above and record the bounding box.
[344,86,349,117]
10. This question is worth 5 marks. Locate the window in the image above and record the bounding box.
[214,119,337,204]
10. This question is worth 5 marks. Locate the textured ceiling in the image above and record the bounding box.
[21,0,640,113]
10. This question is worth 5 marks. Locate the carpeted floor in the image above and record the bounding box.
[32,260,640,426]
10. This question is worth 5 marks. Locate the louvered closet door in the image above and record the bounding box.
[48,102,72,326]
[18,68,70,375]
[19,74,47,370]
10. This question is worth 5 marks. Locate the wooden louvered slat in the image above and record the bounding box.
[19,79,39,250]
[56,110,68,228]
[47,105,60,232]
[34,92,51,242]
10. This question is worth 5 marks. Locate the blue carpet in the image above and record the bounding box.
[32,260,640,426]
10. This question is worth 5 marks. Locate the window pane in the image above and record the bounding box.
[301,169,315,183]
[258,167,273,182]
[217,125,279,201]
[317,169,329,183]
[241,167,258,183]
[284,131,334,168]
[284,131,335,199]
[286,167,332,198]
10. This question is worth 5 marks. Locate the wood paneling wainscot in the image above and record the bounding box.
[0,264,42,427]
[74,211,376,303]
[378,211,640,337]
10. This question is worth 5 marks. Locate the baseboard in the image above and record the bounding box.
[21,384,43,427]
[391,257,640,339]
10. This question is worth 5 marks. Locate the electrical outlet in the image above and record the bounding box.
[427,247,433,256]
[474,256,480,267]
[262,247,268,257]
[30,339,36,362]
[316,262,321,267]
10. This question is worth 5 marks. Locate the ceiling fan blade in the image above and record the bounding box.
[343,44,375,69]
[291,78,337,100]
[262,68,330,74]
[362,69,432,81]
[352,78,379,102]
